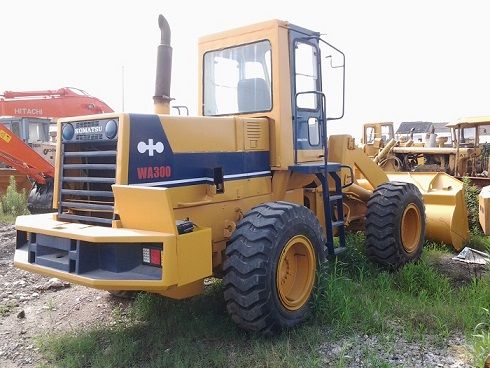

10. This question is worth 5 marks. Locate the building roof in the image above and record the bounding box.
[433,122,451,134]
[396,121,434,135]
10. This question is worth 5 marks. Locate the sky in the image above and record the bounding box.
[1,0,490,138]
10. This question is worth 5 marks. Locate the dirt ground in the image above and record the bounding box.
[0,224,130,368]
[0,222,487,368]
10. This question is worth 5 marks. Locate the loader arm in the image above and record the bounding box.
[328,135,469,250]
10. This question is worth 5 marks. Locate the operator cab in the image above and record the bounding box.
[198,20,347,256]
[0,117,51,144]
[198,20,344,168]
[447,116,490,148]
[361,122,395,157]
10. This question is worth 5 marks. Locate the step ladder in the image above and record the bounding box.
[289,162,346,257]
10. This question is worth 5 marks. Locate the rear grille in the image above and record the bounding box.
[58,140,117,226]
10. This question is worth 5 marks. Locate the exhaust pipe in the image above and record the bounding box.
[153,14,172,114]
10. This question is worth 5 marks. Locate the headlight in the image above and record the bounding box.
[62,123,74,141]
[105,119,118,139]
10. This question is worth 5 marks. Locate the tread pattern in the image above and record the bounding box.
[223,201,324,335]
[365,181,426,269]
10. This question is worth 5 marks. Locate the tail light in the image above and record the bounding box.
[142,247,162,267]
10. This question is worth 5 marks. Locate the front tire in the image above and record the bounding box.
[223,201,325,335]
[365,182,425,269]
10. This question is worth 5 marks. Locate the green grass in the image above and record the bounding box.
[36,233,490,368]
[313,234,490,365]
[470,307,490,367]
[0,300,18,317]
[315,243,454,338]
[38,283,325,368]
[467,233,490,254]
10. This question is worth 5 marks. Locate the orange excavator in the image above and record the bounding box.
[0,87,113,118]
[0,88,113,212]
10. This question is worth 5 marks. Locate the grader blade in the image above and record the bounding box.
[386,172,469,251]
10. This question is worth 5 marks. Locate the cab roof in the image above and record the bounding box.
[198,19,319,45]
[446,116,490,128]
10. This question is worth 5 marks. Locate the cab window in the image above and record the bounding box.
[381,125,393,142]
[294,42,319,109]
[365,126,375,144]
[28,122,49,143]
[203,40,272,116]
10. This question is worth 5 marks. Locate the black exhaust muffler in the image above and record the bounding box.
[153,14,172,114]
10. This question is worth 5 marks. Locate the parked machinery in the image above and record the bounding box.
[361,119,490,182]
[0,120,55,211]
[0,117,53,194]
[14,15,468,334]
[0,89,113,210]
[0,87,113,119]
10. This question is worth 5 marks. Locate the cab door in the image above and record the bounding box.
[289,30,325,163]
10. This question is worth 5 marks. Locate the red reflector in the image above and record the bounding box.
[150,248,161,266]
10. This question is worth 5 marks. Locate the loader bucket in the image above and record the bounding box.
[386,172,469,251]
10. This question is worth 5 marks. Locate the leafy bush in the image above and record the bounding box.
[0,176,29,217]
[462,176,482,235]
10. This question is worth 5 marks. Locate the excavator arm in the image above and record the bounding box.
[0,124,54,184]
[0,123,55,212]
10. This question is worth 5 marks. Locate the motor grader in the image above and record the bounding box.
[14,15,469,334]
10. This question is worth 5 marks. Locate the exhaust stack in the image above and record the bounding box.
[153,14,172,114]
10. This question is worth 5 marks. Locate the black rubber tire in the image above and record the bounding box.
[223,201,325,335]
[365,181,425,269]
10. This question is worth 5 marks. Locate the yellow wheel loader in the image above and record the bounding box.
[14,15,469,334]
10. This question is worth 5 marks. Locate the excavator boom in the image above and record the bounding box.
[0,87,113,119]
[0,124,54,184]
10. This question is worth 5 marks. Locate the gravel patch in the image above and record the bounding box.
[320,333,471,367]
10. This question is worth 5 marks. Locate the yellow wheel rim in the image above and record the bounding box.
[276,235,316,311]
[401,203,422,253]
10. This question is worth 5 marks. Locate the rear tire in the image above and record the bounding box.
[365,182,425,269]
[223,201,325,335]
